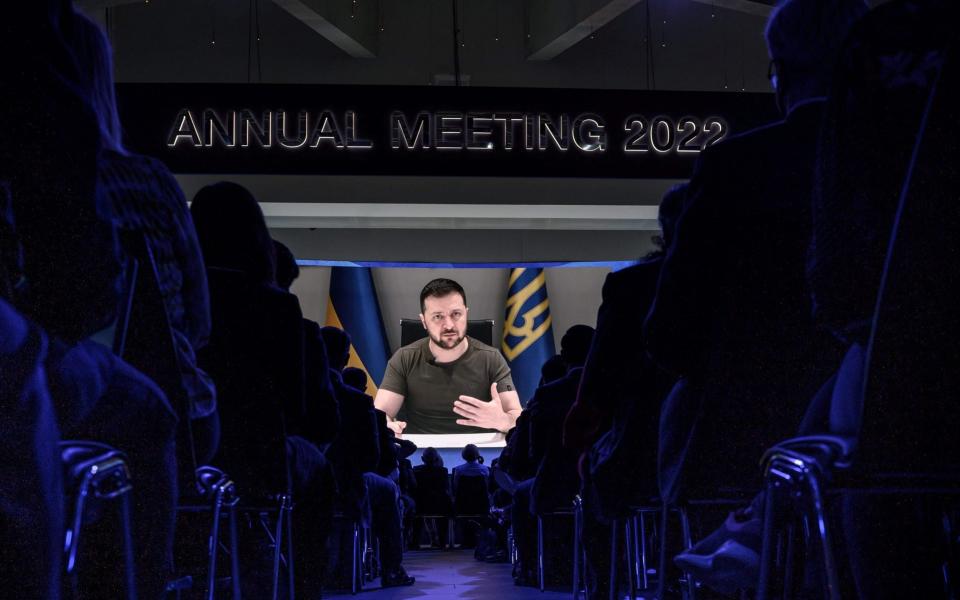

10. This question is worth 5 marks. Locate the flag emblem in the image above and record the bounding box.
[502,267,556,404]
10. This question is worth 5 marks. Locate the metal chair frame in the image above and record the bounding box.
[176,475,242,600]
[573,497,656,600]
[757,443,960,600]
[237,494,295,600]
[331,512,368,594]
[571,496,591,599]
[536,508,576,593]
[653,497,747,600]
[449,513,489,549]
[413,514,455,549]
[623,506,660,594]
[62,443,137,600]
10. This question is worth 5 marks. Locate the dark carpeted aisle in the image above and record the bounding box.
[323,549,572,599]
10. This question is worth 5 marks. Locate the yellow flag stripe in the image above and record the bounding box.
[324,299,380,397]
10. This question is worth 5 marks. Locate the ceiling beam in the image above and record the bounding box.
[75,0,147,8]
[689,0,774,17]
[271,0,376,58]
[527,0,644,61]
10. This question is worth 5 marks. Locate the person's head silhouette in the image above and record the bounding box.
[764,0,867,115]
[192,182,276,286]
[461,443,481,463]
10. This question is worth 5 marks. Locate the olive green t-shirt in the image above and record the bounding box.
[380,336,515,434]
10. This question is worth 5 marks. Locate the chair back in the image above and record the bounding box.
[859,51,960,477]
[200,267,301,495]
[400,318,495,347]
[453,473,490,515]
[0,183,22,300]
[114,231,201,484]
[413,466,452,514]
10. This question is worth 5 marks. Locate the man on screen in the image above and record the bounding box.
[375,278,522,435]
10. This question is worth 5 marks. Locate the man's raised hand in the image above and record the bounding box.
[453,383,511,432]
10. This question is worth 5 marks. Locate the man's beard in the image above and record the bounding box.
[431,330,465,350]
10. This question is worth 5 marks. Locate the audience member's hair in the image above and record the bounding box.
[420,278,467,312]
[319,326,351,372]
[764,0,868,94]
[272,240,299,291]
[560,324,595,369]
[660,183,687,249]
[540,354,567,385]
[342,367,368,392]
[462,443,481,463]
[70,12,126,155]
[191,182,275,285]
[422,447,443,468]
[649,183,688,257]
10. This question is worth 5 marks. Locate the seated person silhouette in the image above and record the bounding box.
[411,447,453,549]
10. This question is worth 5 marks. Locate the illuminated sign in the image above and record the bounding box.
[118,83,778,178]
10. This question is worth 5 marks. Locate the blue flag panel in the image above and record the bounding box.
[501,267,557,405]
[324,266,390,396]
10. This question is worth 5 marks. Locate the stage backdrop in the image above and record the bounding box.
[291,266,609,357]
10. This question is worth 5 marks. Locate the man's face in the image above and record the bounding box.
[420,293,468,350]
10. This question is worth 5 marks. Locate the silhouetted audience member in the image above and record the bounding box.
[452,443,490,492]
[500,410,536,485]
[0,299,62,600]
[2,4,121,345]
[654,0,867,595]
[511,325,594,586]
[412,447,453,548]
[395,438,419,546]
[808,0,950,349]
[564,187,684,599]
[191,182,331,598]
[1,5,94,597]
[342,366,369,393]
[77,13,218,459]
[451,444,491,548]
[529,325,594,514]
[644,0,857,507]
[319,325,380,501]
[374,408,400,479]
[14,11,181,599]
[799,2,958,597]
[273,240,340,448]
[538,354,567,387]
[320,326,414,587]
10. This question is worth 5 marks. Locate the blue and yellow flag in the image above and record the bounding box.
[501,267,556,405]
[324,266,390,397]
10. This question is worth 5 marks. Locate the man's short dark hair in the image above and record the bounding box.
[342,366,368,392]
[272,240,299,291]
[560,324,595,369]
[422,447,443,468]
[320,326,351,372]
[461,443,481,463]
[420,278,467,312]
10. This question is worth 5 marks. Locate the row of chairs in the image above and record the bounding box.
[538,53,960,600]
[62,230,303,600]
